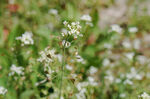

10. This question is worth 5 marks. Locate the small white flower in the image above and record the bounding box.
[128,27,138,33]
[89,66,98,75]
[138,92,150,99]
[80,14,92,22]
[103,58,110,67]
[16,31,34,46]
[48,9,58,15]
[120,93,126,98]
[62,40,71,48]
[123,79,133,85]
[62,21,82,38]
[125,52,134,60]
[37,47,56,65]
[122,39,131,49]
[133,39,141,50]
[66,64,73,71]
[0,86,7,95]
[111,24,122,34]
[9,64,24,76]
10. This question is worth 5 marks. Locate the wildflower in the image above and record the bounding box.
[0,86,7,95]
[65,64,73,71]
[76,55,85,64]
[133,39,141,49]
[37,47,56,65]
[89,66,98,75]
[62,21,82,38]
[88,76,98,86]
[16,31,34,46]
[62,40,71,48]
[128,27,138,33]
[48,9,58,15]
[120,93,126,98]
[124,52,134,60]
[122,38,131,49]
[80,14,92,22]
[111,24,122,34]
[9,64,24,76]
[103,58,110,67]
[138,92,150,99]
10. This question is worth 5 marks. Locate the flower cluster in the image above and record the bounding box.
[61,21,82,39]
[37,47,56,65]
[111,24,122,34]
[62,40,71,48]
[138,92,150,99]
[16,31,34,46]
[9,64,24,76]
[0,86,7,95]
[80,14,93,27]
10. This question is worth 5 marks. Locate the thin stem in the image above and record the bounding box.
[59,43,66,98]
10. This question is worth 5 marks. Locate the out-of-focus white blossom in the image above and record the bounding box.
[80,14,92,22]
[48,9,58,15]
[120,93,126,98]
[111,24,122,34]
[37,47,56,65]
[122,38,131,49]
[0,86,7,95]
[62,40,71,48]
[104,43,112,49]
[9,64,24,76]
[103,58,110,67]
[137,55,147,65]
[133,39,141,50]
[88,76,98,86]
[66,64,73,71]
[128,27,138,33]
[138,92,150,99]
[89,66,98,75]
[124,52,134,60]
[16,31,34,46]
[75,55,85,64]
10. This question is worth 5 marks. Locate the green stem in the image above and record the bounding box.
[59,43,66,98]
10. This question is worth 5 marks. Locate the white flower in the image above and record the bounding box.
[62,21,82,38]
[48,9,58,15]
[104,43,112,49]
[138,92,150,99]
[0,86,7,95]
[89,66,98,75]
[111,24,122,34]
[122,38,131,49]
[62,40,71,48]
[137,55,147,65]
[103,58,110,67]
[9,64,24,76]
[133,39,141,50]
[123,79,133,85]
[66,64,73,71]
[88,76,98,86]
[37,47,56,65]
[76,55,85,64]
[80,14,92,22]
[120,93,126,98]
[128,27,138,33]
[16,31,34,46]
[125,52,134,60]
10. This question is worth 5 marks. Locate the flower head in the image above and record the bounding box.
[37,47,56,65]
[0,86,7,95]
[61,21,82,39]
[16,31,34,46]
[9,64,24,76]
